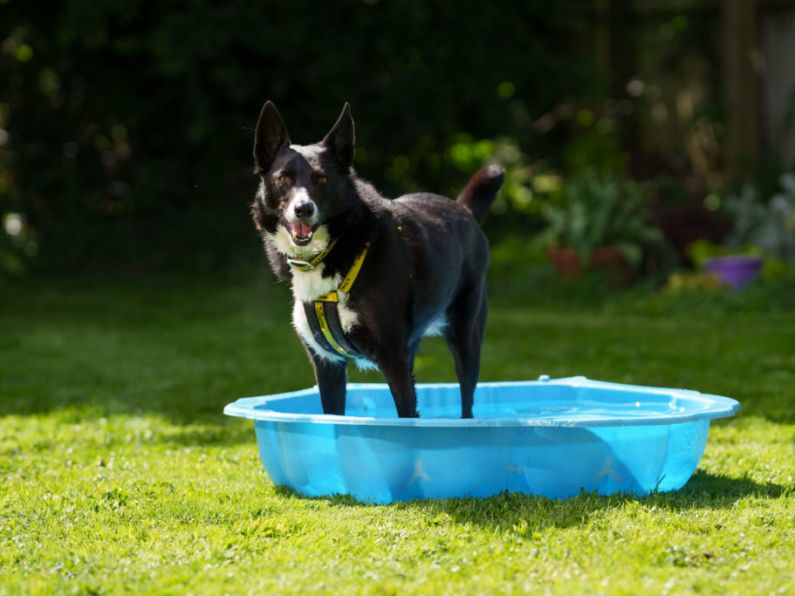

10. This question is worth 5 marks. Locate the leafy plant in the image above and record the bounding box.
[447,136,559,217]
[665,270,724,294]
[725,174,795,267]
[540,172,664,269]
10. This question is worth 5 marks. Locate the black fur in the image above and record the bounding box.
[251,102,504,418]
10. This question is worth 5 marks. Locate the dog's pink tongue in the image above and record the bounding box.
[291,222,312,238]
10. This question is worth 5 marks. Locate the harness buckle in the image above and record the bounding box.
[286,258,314,271]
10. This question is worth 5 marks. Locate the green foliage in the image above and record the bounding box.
[541,172,664,269]
[664,270,724,294]
[686,239,762,267]
[563,113,625,174]
[1,270,794,593]
[0,1,594,271]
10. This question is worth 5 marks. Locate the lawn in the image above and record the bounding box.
[1,264,794,594]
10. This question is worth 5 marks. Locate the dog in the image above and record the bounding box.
[250,101,504,418]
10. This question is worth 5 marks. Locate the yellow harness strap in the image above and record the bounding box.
[311,242,370,358]
[339,243,369,295]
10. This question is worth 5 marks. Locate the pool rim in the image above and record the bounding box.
[223,376,741,428]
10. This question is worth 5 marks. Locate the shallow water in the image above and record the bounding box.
[257,382,721,425]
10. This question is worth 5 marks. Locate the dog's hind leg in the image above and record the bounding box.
[311,354,348,415]
[445,286,487,419]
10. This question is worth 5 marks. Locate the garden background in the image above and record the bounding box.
[2,1,794,593]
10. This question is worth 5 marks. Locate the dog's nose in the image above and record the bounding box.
[293,201,315,221]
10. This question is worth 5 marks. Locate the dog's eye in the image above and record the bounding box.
[314,174,328,186]
[276,174,293,186]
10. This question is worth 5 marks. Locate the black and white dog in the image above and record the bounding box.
[250,102,504,418]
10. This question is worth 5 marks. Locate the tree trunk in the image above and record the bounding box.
[723,0,760,178]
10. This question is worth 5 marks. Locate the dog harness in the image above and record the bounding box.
[287,240,369,359]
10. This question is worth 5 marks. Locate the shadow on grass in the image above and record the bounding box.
[272,470,792,532]
[678,469,791,501]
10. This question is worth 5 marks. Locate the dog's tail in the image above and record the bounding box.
[456,165,505,223]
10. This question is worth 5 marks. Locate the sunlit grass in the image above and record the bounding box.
[1,267,794,593]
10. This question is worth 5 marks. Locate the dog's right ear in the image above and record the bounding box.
[253,101,291,175]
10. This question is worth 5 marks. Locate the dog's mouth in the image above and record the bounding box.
[289,222,316,246]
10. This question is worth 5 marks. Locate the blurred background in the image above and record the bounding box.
[1,0,794,286]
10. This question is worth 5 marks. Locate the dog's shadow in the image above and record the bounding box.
[274,470,791,533]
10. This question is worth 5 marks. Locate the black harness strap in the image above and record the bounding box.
[303,299,362,358]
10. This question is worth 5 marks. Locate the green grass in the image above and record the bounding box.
[2,265,794,594]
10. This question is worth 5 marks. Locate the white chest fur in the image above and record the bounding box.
[290,265,339,303]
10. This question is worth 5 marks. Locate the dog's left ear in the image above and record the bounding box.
[322,103,355,171]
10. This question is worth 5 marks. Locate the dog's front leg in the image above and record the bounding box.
[377,351,419,418]
[311,355,347,415]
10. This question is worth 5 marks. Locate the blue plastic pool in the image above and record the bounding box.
[224,376,739,503]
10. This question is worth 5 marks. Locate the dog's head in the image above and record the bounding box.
[251,102,358,257]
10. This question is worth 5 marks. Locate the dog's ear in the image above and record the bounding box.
[253,101,291,175]
[322,103,355,172]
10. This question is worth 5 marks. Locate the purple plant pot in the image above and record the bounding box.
[704,255,763,290]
